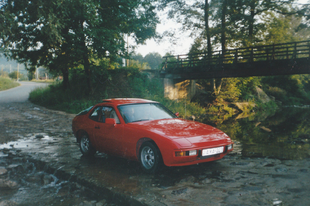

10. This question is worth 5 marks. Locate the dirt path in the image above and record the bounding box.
[0,102,117,206]
[0,102,74,144]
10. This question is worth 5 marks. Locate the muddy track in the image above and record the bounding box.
[0,102,118,206]
[0,102,74,144]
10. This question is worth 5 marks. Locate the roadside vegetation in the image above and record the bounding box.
[0,76,19,91]
[29,62,310,124]
[29,67,206,117]
[31,79,55,83]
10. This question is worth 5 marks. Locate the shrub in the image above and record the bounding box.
[0,76,19,91]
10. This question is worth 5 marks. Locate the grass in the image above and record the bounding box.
[31,79,55,83]
[0,76,20,91]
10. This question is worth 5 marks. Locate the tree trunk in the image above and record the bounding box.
[61,68,69,90]
[213,78,223,95]
[213,78,217,94]
[78,4,92,93]
[205,0,212,58]
[249,0,255,45]
[221,0,227,55]
[83,54,92,93]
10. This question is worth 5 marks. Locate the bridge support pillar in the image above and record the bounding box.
[164,78,178,100]
[164,79,197,100]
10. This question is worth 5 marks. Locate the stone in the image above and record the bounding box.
[0,200,17,206]
[171,187,188,195]
[42,174,56,185]
[0,179,18,189]
[0,168,7,176]
[35,134,44,139]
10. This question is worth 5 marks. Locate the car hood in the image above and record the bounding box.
[130,119,231,148]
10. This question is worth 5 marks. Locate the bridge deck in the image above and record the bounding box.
[161,40,310,80]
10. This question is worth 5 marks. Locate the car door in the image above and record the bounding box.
[86,106,103,150]
[92,106,124,156]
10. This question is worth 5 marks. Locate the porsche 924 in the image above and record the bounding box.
[72,98,233,173]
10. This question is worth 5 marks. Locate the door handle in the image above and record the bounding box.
[95,126,100,129]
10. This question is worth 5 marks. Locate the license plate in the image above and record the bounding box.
[202,146,224,156]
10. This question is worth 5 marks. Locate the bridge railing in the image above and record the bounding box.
[162,40,310,72]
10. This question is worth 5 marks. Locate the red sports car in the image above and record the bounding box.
[72,98,233,173]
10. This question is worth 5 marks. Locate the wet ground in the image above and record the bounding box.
[0,101,310,205]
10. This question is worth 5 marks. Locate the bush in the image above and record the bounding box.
[0,76,19,91]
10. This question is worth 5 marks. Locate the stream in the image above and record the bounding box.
[216,106,310,160]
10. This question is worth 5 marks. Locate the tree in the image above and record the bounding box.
[132,54,145,63]
[233,0,297,47]
[144,52,163,69]
[9,71,25,80]
[131,52,163,70]
[0,0,159,90]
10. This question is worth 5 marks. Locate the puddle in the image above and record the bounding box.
[0,133,56,150]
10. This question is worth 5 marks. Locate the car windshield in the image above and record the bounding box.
[118,103,177,123]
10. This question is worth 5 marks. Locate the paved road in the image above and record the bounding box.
[0,81,48,103]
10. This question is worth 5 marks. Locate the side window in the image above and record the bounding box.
[89,106,120,123]
[101,107,120,124]
[89,107,102,122]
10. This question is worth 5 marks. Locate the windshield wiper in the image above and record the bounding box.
[131,119,149,122]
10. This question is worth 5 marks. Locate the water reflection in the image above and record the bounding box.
[210,107,310,160]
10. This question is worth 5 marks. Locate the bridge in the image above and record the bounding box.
[160,40,310,81]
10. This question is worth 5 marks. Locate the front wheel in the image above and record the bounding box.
[139,142,162,173]
[79,133,96,156]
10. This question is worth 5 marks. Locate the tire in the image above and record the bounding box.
[139,142,162,173]
[79,133,96,156]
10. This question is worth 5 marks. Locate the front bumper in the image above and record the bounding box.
[164,144,233,167]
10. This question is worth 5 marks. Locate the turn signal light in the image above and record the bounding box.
[175,150,197,157]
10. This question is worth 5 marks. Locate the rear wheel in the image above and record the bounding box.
[79,133,96,156]
[139,142,162,173]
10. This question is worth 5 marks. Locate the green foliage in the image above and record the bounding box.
[8,71,27,80]
[143,53,163,70]
[262,12,298,44]
[150,95,206,119]
[237,77,262,100]
[0,76,19,91]
[29,84,98,114]
[262,75,310,105]
[217,78,241,102]
[131,52,163,70]
[128,60,151,70]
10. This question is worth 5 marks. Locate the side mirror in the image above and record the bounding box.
[175,112,179,117]
[105,118,116,126]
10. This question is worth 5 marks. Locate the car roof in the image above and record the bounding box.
[101,98,158,106]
